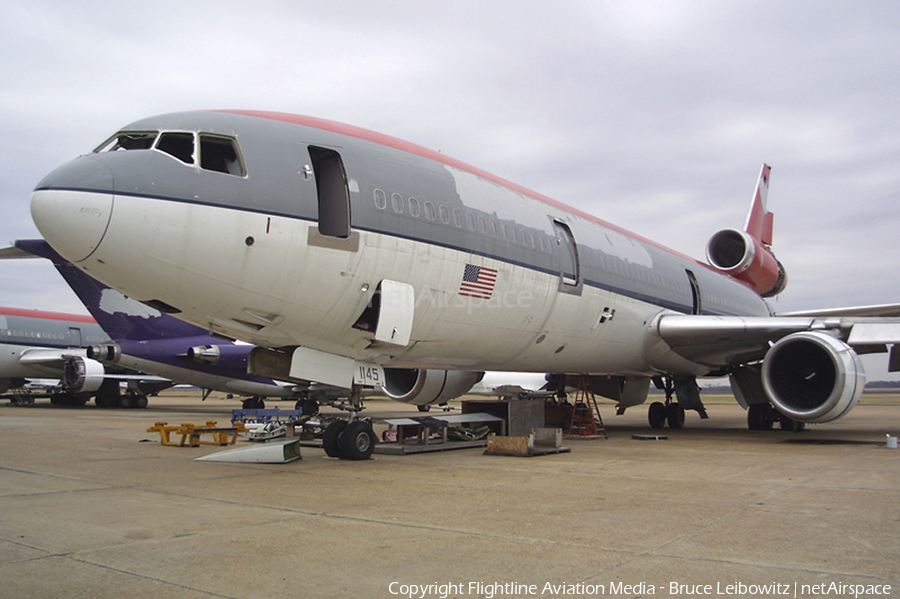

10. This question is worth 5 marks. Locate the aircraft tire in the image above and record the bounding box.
[340,421,375,461]
[666,402,685,429]
[779,414,805,432]
[747,403,773,430]
[322,420,348,458]
[118,394,133,409]
[301,398,319,417]
[648,402,667,429]
[417,404,431,412]
[134,395,148,409]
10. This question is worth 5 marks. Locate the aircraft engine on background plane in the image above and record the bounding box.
[762,331,865,423]
[87,343,122,364]
[62,355,106,393]
[187,344,251,369]
[706,228,787,298]
[381,368,484,406]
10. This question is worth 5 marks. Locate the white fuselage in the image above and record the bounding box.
[30,110,769,382]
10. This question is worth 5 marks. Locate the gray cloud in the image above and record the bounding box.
[2,0,898,320]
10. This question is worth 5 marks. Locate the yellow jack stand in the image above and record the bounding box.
[147,421,247,447]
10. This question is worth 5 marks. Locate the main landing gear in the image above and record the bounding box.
[647,376,705,429]
[320,384,376,461]
[241,397,266,409]
[747,402,805,432]
[647,400,684,429]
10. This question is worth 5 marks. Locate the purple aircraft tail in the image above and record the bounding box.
[15,239,207,342]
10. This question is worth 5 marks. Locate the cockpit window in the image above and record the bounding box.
[199,134,245,176]
[155,132,195,164]
[94,130,245,176]
[94,131,158,153]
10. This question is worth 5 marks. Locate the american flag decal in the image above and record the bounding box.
[459,264,498,299]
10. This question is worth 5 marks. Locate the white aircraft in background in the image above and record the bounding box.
[28,110,900,459]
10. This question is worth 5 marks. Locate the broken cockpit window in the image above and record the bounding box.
[93,130,245,176]
[94,131,158,152]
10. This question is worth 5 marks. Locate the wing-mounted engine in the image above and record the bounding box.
[706,228,786,297]
[63,356,107,393]
[706,163,786,298]
[761,331,865,423]
[382,368,484,406]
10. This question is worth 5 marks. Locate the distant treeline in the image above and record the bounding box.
[864,380,900,389]
[648,381,900,395]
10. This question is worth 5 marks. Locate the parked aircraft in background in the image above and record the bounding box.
[3,239,319,410]
[0,305,169,407]
[5,239,477,413]
[29,110,900,458]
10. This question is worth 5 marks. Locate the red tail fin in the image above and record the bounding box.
[745,164,773,246]
[706,164,786,297]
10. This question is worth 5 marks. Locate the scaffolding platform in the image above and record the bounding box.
[376,412,505,455]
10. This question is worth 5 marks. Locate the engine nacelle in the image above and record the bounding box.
[87,343,122,363]
[186,344,251,370]
[382,369,484,406]
[63,356,107,393]
[707,228,787,297]
[761,331,865,423]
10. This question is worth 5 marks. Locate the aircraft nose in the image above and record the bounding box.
[30,157,115,263]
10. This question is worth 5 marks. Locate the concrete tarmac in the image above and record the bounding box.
[1,394,898,598]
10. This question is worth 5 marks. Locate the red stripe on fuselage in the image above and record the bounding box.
[217,110,705,268]
[0,306,95,324]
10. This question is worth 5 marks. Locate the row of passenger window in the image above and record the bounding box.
[373,189,556,254]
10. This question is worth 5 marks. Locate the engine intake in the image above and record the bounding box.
[63,356,107,393]
[761,331,864,423]
[707,228,787,297]
[382,368,484,406]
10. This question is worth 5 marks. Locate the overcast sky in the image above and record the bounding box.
[2,1,898,321]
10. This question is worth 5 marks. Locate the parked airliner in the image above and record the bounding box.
[0,305,165,407]
[28,110,900,458]
[4,239,325,410]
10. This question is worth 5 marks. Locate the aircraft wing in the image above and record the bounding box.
[775,303,900,318]
[653,314,900,369]
[17,348,75,366]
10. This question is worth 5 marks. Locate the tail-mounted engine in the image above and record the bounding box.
[87,343,122,363]
[187,344,251,369]
[707,228,787,297]
[63,356,107,393]
[761,331,865,423]
[382,368,484,406]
